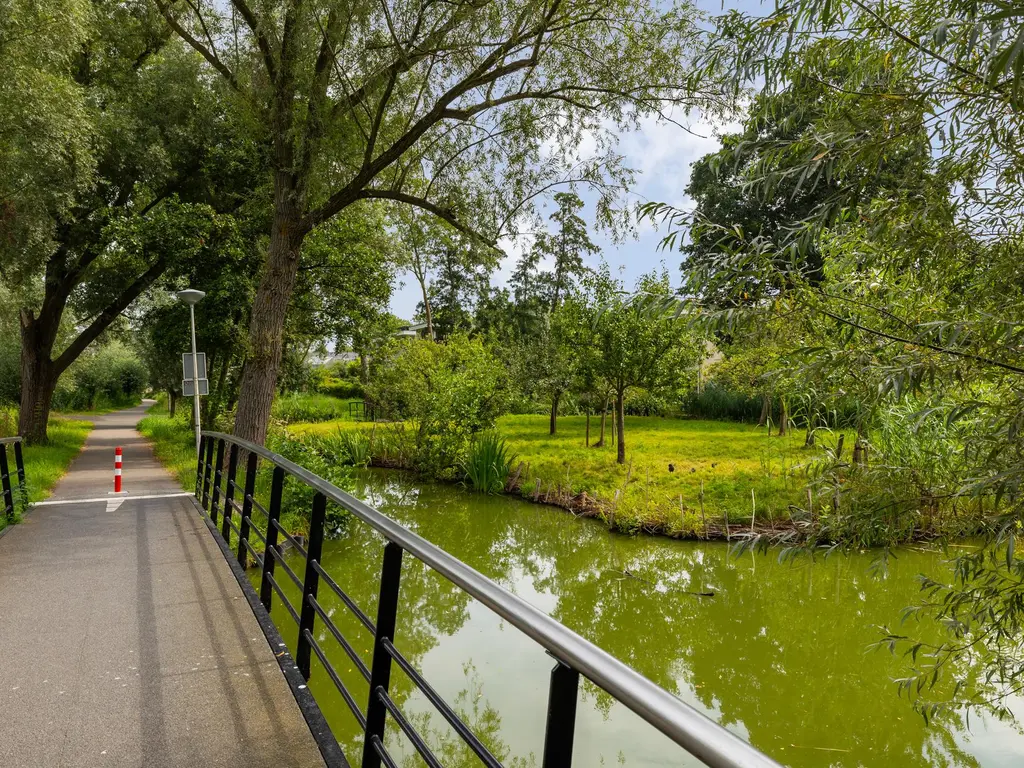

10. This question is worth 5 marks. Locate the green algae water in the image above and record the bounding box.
[255,470,1024,767]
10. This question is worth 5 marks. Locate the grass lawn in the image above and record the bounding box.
[138,410,199,491]
[290,412,845,535]
[499,415,837,532]
[0,417,93,532]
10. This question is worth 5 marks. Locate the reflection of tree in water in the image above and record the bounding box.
[399,662,535,768]
[294,469,1005,768]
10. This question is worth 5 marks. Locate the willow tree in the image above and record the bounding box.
[156,0,725,446]
[644,0,1024,719]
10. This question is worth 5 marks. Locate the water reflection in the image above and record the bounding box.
[257,470,1024,767]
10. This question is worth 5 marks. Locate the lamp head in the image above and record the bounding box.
[175,289,206,305]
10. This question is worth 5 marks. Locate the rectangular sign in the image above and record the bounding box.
[182,378,209,396]
[182,352,207,380]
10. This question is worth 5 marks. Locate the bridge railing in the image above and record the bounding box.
[196,430,781,768]
[0,437,27,520]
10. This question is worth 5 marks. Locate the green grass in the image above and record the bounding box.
[289,412,849,536]
[0,415,93,531]
[499,415,838,530]
[138,410,199,490]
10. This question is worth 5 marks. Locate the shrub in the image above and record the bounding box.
[52,341,146,412]
[367,335,510,478]
[623,388,670,417]
[317,376,364,400]
[682,384,763,422]
[272,393,357,424]
[461,432,517,494]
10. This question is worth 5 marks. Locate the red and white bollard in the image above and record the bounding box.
[114,446,123,493]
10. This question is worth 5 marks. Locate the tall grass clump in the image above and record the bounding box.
[461,432,517,494]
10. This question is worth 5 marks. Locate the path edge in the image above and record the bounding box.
[187,494,350,768]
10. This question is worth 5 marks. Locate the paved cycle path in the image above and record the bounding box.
[0,403,325,767]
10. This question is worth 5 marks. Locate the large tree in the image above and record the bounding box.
[645,1,1024,719]
[2,2,250,442]
[156,0,725,447]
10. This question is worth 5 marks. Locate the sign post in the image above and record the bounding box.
[176,289,207,454]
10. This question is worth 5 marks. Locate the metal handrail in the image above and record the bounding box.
[0,436,27,518]
[201,431,779,768]
[0,437,24,445]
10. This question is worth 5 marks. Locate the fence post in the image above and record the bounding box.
[237,451,258,568]
[541,660,580,768]
[210,438,226,525]
[0,446,12,518]
[361,541,404,768]
[260,466,285,612]
[296,492,326,680]
[12,440,26,511]
[201,435,213,510]
[222,442,239,541]
[195,433,207,497]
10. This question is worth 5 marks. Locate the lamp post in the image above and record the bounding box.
[176,289,206,454]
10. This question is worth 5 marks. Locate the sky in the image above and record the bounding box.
[387,0,758,321]
[388,111,737,321]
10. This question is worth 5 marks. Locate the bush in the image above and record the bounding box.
[367,335,510,478]
[52,341,146,412]
[272,393,357,424]
[682,385,763,422]
[317,376,364,400]
[623,388,670,417]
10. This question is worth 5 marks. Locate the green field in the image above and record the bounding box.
[291,412,845,535]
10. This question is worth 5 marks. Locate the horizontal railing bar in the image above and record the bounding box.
[241,537,264,569]
[382,638,502,767]
[227,477,243,492]
[266,573,301,626]
[376,687,443,768]
[225,516,241,537]
[225,497,244,514]
[271,517,309,559]
[201,431,781,768]
[247,494,269,520]
[268,545,305,592]
[303,629,367,730]
[370,735,399,768]
[244,517,267,545]
[0,437,23,446]
[311,560,376,636]
[307,595,371,682]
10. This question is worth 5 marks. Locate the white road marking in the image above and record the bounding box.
[32,492,193,507]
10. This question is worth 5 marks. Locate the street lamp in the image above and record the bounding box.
[176,289,206,454]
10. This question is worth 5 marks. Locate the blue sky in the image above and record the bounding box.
[388,0,758,320]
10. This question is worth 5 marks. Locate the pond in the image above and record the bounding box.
[255,470,1024,767]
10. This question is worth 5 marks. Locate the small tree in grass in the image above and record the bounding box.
[592,271,703,464]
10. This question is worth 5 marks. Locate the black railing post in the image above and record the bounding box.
[0,446,12,517]
[12,440,26,511]
[296,492,326,680]
[210,438,226,525]
[541,660,580,768]
[361,541,404,768]
[236,450,258,567]
[201,435,213,509]
[260,466,285,611]
[222,442,239,541]
[195,433,207,497]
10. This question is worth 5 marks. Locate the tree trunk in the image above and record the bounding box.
[549,391,560,435]
[17,312,60,444]
[804,413,816,447]
[359,352,369,384]
[168,391,177,418]
[757,394,770,427]
[615,389,626,464]
[419,277,435,341]
[585,410,590,447]
[777,398,788,436]
[595,395,608,447]
[232,193,306,447]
